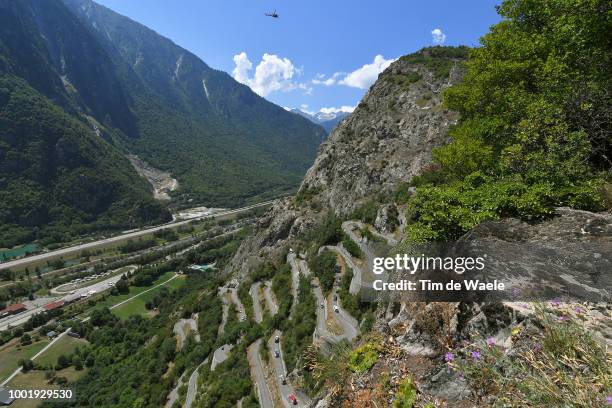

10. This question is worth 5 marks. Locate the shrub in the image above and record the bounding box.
[348,343,380,373]
[392,376,418,408]
[308,250,338,295]
[342,234,362,258]
[351,200,378,224]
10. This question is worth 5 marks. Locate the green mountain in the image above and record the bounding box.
[62,0,326,206]
[0,75,170,248]
[0,0,325,247]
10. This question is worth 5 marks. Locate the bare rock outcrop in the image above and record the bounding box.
[300,53,464,215]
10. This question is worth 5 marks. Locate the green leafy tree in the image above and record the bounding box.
[405,0,610,241]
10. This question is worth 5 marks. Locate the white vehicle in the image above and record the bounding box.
[333,305,339,313]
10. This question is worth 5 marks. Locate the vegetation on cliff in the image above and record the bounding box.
[404,0,611,242]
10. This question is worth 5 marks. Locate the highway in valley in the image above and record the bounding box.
[0,201,274,272]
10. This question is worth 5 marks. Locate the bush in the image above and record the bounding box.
[308,250,337,295]
[348,343,380,373]
[392,376,417,408]
[351,200,378,224]
[402,0,611,241]
[341,234,362,258]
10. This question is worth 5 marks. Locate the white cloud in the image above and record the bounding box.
[431,28,446,45]
[300,104,314,115]
[311,72,343,87]
[232,52,310,97]
[319,106,355,114]
[338,55,396,89]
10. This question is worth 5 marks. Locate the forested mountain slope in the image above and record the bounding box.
[0,75,169,248]
[63,0,326,206]
[0,0,325,247]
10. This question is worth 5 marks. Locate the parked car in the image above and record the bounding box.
[288,394,298,405]
[280,374,286,385]
[274,336,280,343]
[333,305,339,313]
[274,350,280,358]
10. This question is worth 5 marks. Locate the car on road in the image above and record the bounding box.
[274,350,280,358]
[288,394,298,405]
[280,374,286,384]
[333,305,339,313]
[274,336,280,343]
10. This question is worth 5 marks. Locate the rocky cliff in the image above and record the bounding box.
[300,52,463,215]
[227,47,467,276]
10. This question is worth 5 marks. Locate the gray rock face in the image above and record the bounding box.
[300,56,464,215]
[451,207,612,302]
[374,203,399,234]
[227,198,299,277]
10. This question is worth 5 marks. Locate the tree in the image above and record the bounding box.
[72,356,83,371]
[20,333,32,346]
[115,278,129,294]
[56,354,70,370]
[0,268,13,281]
[405,0,610,241]
[20,359,34,372]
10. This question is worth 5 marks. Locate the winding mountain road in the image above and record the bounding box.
[247,339,274,408]
[211,344,233,371]
[228,287,246,321]
[173,314,200,350]
[185,358,208,408]
[268,330,311,407]
[287,252,300,304]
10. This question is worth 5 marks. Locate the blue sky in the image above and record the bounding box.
[95,0,501,115]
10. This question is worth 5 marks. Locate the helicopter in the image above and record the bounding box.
[265,10,279,18]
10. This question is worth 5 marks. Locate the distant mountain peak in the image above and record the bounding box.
[288,107,352,133]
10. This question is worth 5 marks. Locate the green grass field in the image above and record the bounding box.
[0,339,49,383]
[112,276,185,319]
[35,335,88,368]
[80,272,185,320]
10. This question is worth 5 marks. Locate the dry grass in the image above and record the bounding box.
[404,302,457,349]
